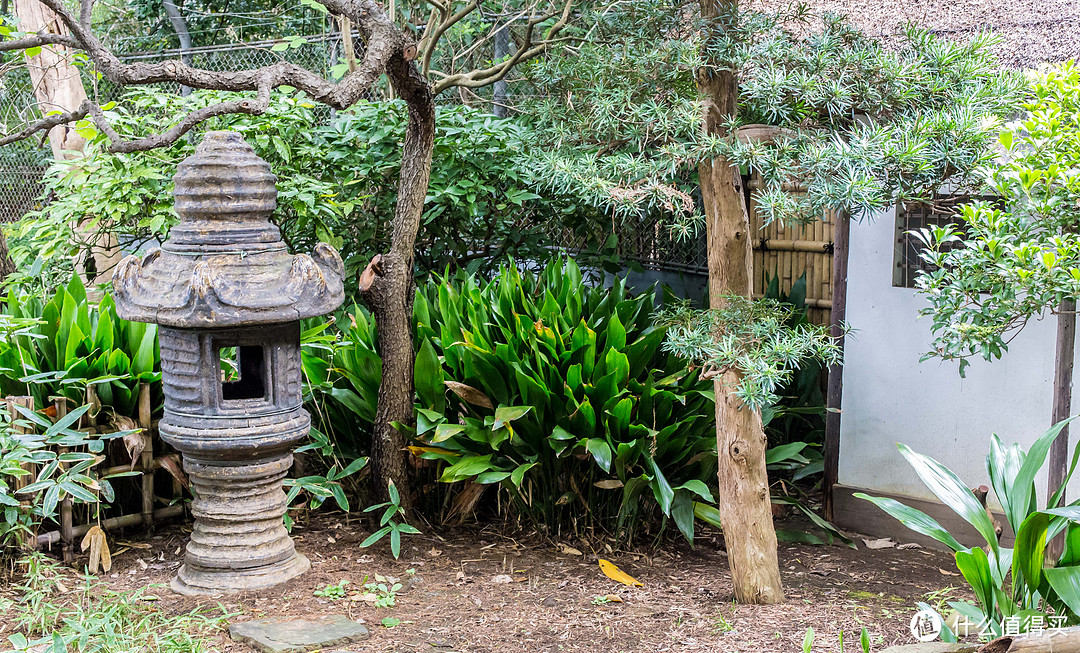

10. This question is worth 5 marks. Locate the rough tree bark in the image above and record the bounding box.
[14,0,87,159]
[696,0,784,604]
[358,55,435,512]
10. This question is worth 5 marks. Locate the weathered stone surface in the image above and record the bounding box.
[113,131,345,596]
[229,615,370,653]
[113,131,344,328]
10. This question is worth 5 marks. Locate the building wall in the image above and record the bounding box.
[837,206,1078,530]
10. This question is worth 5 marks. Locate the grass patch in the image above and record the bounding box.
[2,553,231,652]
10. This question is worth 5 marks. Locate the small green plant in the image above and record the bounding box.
[313,579,350,601]
[360,481,420,559]
[802,626,814,653]
[1,404,138,555]
[282,455,367,530]
[363,575,403,609]
[860,627,871,653]
[381,617,400,629]
[2,553,230,651]
[591,595,613,605]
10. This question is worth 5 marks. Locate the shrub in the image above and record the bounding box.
[0,273,159,417]
[304,258,846,543]
[406,258,717,542]
[4,88,570,291]
[860,420,1080,638]
[1,405,136,556]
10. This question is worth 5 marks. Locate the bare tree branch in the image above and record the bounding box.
[0,32,79,51]
[420,0,478,77]
[432,0,577,95]
[79,0,94,29]
[0,98,90,147]
[0,0,427,154]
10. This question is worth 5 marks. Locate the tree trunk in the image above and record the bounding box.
[359,55,436,511]
[0,230,17,281]
[162,0,194,95]
[15,0,121,284]
[14,0,87,159]
[1047,299,1076,560]
[696,0,784,605]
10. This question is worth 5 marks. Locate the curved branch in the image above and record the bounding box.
[0,32,79,52]
[0,100,90,147]
[0,0,419,152]
[88,81,272,152]
[432,0,577,95]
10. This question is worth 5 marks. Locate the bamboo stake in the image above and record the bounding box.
[137,383,154,530]
[7,396,36,550]
[55,396,74,562]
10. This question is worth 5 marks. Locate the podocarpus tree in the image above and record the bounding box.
[0,0,579,509]
[523,1,1021,602]
[914,63,1080,543]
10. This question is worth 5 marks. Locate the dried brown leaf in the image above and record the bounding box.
[444,381,493,409]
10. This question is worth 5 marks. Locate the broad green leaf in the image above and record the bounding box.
[854,493,964,551]
[585,438,612,473]
[1012,511,1048,592]
[897,443,999,551]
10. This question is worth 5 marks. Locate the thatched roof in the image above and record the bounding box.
[749,0,1079,69]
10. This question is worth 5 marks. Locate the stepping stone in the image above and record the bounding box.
[229,614,370,653]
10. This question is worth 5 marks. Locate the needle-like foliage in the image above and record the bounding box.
[521,2,1024,238]
[656,297,841,410]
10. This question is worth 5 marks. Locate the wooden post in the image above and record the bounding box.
[823,211,850,521]
[137,383,155,530]
[6,396,37,550]
[54,396,75,562]
[1047,299,1076,560]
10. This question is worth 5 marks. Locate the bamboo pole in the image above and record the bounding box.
[36,504,185,548]
[137,383,155,530]
[7,396,36,550]
[55,396,74,562]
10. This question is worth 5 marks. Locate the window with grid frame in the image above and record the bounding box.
[893,195,997,289]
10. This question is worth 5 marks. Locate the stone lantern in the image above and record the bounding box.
[112,131,345,595]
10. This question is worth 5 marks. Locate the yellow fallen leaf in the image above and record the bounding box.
[598,559,642,587]
[604,594,623,602]
[80,526,111,574]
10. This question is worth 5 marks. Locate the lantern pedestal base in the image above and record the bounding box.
[171,454,308,596]
[171,552,310,596]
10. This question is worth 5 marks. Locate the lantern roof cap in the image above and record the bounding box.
[112,131,344,328]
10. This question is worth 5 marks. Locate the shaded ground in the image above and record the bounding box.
[2,511,969,652]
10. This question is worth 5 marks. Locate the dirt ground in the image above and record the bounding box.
[4,511,971,653]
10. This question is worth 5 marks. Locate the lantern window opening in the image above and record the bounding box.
[216,343,268,402]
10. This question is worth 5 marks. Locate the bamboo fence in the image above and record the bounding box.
[5,382,185,562]
[747,173,836,326]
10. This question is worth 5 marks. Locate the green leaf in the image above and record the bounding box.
[432,423,466,443]
[493,405,531,429]
[414,338,445,411]
[647,457,674,514]
[1012,512,1049,593]
[671,492,695,543]
[897,443,999,551]
[585,438,613,473]
[1045,566,1080,617]
[955,546,997,618]
[855,493,964,551]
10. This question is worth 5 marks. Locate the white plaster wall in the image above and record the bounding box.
[838,206,1079,510]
